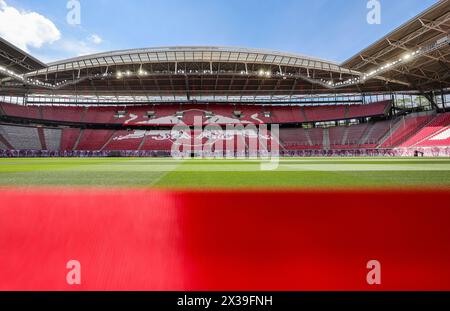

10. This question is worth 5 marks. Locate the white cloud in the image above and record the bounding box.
[32,39,103,63]
[0,0,61,52]
[88,34,103,45]
[60,39,101,57]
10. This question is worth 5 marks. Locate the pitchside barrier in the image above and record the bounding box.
[1,147,450,158]
[1,189,450,291]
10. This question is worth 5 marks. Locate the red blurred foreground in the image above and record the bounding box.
[0,188,449,291]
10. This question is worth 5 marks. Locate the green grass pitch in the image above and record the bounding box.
[0,157,450,189]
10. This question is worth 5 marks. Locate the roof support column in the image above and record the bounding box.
[184,75,190,101]
[422,91,439,112]
[24,93,28,106]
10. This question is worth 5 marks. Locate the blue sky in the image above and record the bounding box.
[0,0,439,64]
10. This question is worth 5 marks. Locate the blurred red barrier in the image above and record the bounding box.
[0,188,449,291]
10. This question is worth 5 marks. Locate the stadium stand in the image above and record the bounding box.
[329,126,347,146]
[308,128,324,147]
[381,113,436,147]
[304,105,345,122]
[0,101,392,126]
[41,106,85,123]
[400,113,450,147]
[0,101,448,153]
[76,130,115,151]
[60,128,81,151]
[336,124,368,148]
[280,127,323,150]
[43,128,62,151]
[104,130,146,151]
[140,131,175,151]
[347,100,391,119]
[37,128,47,150]
[280,128,310,149]
[0,124,42,150]
[0,113,448,152]
[418,128,450,147]
[271,106,301,123]
[83,107,119,124]
[1,103,41,120]
[363,120,393,146]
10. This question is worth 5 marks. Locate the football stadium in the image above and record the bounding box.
[0,0,450,306]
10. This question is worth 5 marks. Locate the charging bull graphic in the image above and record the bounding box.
[123,108,270,126]
[114,116,280,170]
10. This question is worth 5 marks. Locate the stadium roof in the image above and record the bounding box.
[0,0,449,100]
[21,46,372,97]
[44,46,344,71]
[1,45,409,97]
[0,37,46,77]
[342,0,450,91]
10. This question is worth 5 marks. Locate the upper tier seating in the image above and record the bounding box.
[347,100,391,119]
[1,102,41,119]
[0,101,392,126]
[41,106,85,123]
[304,105,346,122]
[271,107,302,123]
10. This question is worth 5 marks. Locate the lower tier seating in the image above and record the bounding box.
[1,112,449,152]
[381,113,435,147]
[400,113,450,147]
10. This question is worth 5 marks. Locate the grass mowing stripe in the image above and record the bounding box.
[154,170,450,189]
[0,157,449,189]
